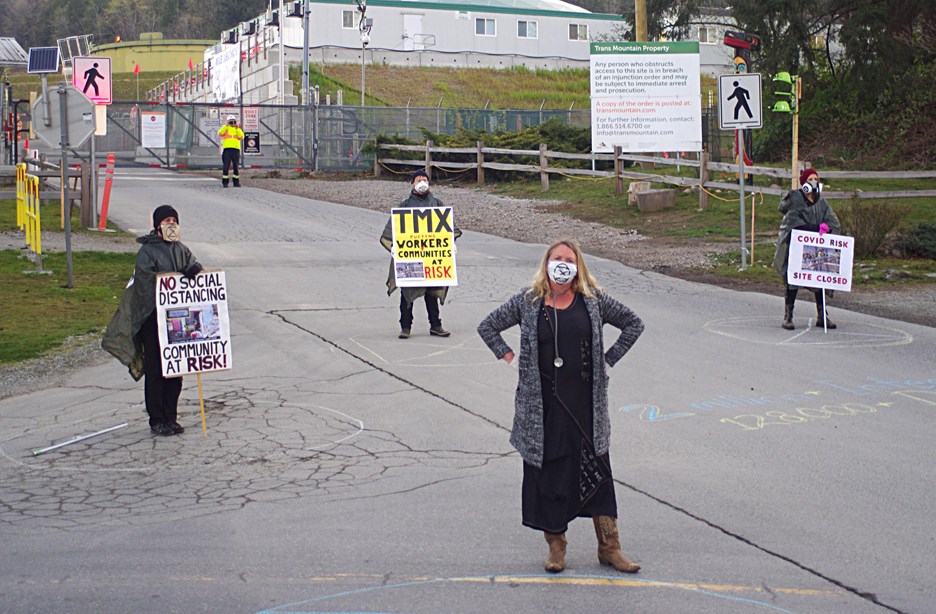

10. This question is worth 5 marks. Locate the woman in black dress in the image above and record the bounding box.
[478,240,644,573]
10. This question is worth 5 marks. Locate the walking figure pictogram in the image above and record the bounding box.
[83,62,104,97]
[727,81,752,120]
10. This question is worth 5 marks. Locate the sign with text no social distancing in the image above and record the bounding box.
[156,270,233,377]
[590,42,702,153]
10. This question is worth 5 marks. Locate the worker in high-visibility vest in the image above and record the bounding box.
[218,115,245,187]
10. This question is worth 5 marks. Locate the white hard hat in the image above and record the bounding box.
[226,115,237,122]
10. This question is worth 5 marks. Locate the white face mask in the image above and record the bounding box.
[547,260,577,286]
[414,181,429,195]
[160,222,181,242]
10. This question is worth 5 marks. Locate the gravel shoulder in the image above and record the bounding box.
[2,175,933,399]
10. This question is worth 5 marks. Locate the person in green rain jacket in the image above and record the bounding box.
[102,205,202,436]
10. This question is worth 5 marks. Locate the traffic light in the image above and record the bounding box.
[772,72,797,113]
[733,55,747,74]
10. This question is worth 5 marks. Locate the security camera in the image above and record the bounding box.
[361,33,370,46]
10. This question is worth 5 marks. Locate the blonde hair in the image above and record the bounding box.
[527,239,601,301]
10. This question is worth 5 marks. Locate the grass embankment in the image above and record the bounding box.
[302,64,717,109]
[0,200,135,364]
[490,174,936,286]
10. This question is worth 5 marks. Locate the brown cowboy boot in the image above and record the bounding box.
[593,516,640,573]
[544,532,567,573]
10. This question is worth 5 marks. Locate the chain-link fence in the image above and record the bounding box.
[56,102,729,172]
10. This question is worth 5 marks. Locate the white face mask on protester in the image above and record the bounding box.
[414,180,429,195]
[547,260,577,286]
[160,222,181,242]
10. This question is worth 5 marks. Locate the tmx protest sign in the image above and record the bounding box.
[787,230,854,292]
[391,206,458,287]
[156,270,233,377]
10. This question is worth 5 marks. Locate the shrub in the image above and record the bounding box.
[893,222,936,260]
[835,194,912,258]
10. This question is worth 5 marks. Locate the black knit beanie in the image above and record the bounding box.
[152,205,179,230]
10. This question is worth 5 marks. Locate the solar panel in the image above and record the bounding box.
[27,47,60,73]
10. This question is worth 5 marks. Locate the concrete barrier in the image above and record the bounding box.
[636,189,676,212]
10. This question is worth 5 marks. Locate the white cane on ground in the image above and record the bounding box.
[32,423,128,456]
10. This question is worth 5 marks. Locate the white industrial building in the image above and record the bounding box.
[273,0,625,69]
[154,0,738,105]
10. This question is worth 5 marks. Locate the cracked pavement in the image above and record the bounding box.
[1,169,933,613]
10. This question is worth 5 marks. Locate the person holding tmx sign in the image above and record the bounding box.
[772,168,842,330]
[477,239,644,574]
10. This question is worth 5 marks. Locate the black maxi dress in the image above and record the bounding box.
[521,294,618,533]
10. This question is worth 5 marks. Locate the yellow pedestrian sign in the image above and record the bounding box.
[72,56,112,105]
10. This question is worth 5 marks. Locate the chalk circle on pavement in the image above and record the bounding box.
[704,317,912,348]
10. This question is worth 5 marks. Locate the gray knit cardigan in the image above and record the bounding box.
[477,288,644,468]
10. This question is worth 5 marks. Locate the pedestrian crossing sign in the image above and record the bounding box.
[717,73,762,130]
[72,56,112,105]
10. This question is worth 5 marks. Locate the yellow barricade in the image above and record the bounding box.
[16,163,26,230]
[23,172,43,271]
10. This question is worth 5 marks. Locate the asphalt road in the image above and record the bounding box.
[1,169,934,614]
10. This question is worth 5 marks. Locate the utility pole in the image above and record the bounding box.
[635,0,648,41]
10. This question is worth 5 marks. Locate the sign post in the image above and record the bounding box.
[718,73,763,270]
[32,85,95,288]
[72,56,112,228]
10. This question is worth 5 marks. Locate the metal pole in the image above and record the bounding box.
[301,0,310,105]
[0,81,6,166]
[738,129,747,270]
[58,85,74,288]
[90,118,97,229]
[302,0,311,168]
[278,0,285,106]
[361,43,365,107]
[165,97,171,170]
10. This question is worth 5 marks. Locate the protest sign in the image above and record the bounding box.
[155,270,232,377]
[787,230,854,292]
[390,206,457,287]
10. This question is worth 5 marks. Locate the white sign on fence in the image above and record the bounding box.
[242,107,259,131]
[590,41,702,153]
[787,230,854,292]
[140,112,166,149]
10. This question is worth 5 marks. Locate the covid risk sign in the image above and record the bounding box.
[156,270,233,377]
[787,230,854,292]
[390,207,458,287]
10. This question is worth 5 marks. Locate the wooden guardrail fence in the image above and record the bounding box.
[376,141,936,209]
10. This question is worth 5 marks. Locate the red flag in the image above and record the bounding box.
[188,58,194,70]
[133,63,140,75]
